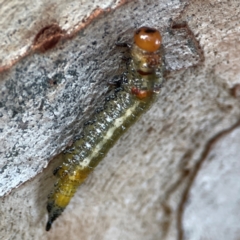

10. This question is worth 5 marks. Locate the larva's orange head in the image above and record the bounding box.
[134,27,162,52]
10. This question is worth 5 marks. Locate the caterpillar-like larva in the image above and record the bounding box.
[46,26,164,231]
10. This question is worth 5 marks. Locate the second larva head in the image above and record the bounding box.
[134,27,162,52]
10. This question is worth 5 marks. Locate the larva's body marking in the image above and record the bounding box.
[46,26,164,231]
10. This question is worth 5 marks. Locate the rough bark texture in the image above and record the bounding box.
[1,0,240,240]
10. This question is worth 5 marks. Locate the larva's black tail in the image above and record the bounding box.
[46,200,64,231]
[46,221,52,231]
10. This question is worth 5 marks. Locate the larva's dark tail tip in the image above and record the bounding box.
[46,221,52,231]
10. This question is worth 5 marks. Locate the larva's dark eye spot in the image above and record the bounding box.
[134,26,162,52]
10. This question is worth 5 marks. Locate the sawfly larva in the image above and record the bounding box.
[46,26,164,231]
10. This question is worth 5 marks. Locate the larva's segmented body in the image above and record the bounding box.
[46,27,164,231]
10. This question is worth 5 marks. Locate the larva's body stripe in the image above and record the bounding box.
[46,26,164,231]
[80,102,139,168]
